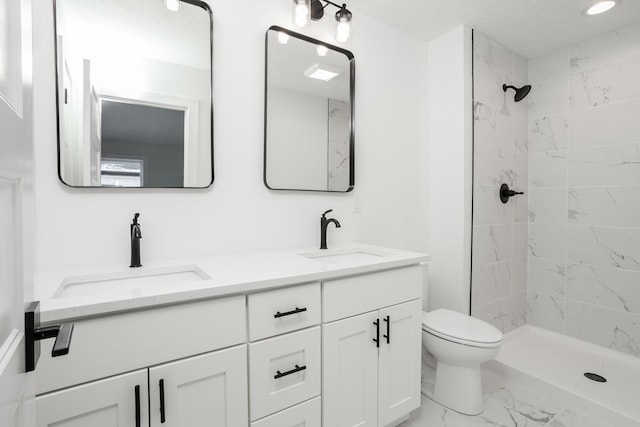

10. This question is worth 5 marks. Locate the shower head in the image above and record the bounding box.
[503,84,531,102]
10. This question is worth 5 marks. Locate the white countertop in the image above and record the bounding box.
[35,244,430,323]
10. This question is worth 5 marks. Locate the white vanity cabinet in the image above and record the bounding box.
[35,249,428,427]
[322,267,423,427]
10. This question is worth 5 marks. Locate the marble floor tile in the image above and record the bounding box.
[548,409,611,427]
[401,361,626,427]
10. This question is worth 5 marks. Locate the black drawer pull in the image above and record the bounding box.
[383,315,390,344]
[159,379,166,423]
[274,307,307,318]
[274,364,307,379]
[134,385,141,427]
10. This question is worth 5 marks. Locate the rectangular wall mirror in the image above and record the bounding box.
[54,0,213,188]
[264,26,354,192]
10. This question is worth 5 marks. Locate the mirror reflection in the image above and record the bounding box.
[264,26,354,192]
[54,0,213,188]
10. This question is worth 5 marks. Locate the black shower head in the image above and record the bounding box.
[503,84,531,102]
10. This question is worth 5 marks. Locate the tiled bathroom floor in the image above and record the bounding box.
[401,372,612,427]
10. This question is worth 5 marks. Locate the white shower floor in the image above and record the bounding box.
[494,325,640,425]
[403,324,640,427]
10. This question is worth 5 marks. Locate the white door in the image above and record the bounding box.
[88,86,101,185]
[149,345,248,427]
[36,370,148,427]
[0,0,35,426]
[378,300,422,426]
[322,311,379,427]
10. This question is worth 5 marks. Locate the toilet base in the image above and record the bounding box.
[432,361,484,415]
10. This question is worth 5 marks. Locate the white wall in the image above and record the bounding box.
[32,0,429,271]
[426,26,473,313]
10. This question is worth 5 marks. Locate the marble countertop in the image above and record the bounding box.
[35,244,430,323]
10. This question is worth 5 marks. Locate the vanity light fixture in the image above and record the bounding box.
[292,0,353,42]
[584,0,618,15]
[304,63,342,81]
[164,0,182,12]
[292,0,311,27]
[316,44,329,56]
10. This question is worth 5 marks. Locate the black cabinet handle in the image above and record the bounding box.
[159,379,166,423]
[274,364,307,379]
[274,307,307,318]
[383,315,390,344]
[134,385,141,427]
[373,319,380,348]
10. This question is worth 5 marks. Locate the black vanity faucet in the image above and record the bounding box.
[320,209,341,250]
[130,213,142,268]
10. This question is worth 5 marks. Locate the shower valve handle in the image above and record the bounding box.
[500,183,523,204]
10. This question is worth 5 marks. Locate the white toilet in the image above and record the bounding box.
[421,308,503,415]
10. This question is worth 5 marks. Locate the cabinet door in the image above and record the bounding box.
[149,345,248,427]
[378,300,422,426]
[36,370,148,427]
[323,311,379,427]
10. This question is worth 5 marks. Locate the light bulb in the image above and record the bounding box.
[334,5,352,42]
[316,45,328,56]
[293,0,310,27]
[335,19,350,42]
[586,1,617,15]
[277,32,290,45]
[164,0,181,12]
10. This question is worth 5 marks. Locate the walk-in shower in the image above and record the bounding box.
[471,27,640,425]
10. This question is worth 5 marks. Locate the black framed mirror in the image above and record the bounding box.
[54,0,213,188]
[264,26,355,192]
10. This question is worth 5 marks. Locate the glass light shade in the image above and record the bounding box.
[335,18,350,42]
[164,0,181,12]
[293,0,310,27]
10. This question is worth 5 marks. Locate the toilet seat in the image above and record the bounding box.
[422,309,503,348]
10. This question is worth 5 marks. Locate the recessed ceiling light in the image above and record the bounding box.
[585,0,618,16]
[304,63,342,81]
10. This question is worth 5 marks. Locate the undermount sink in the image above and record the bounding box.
[300,248,387,265]
[54,265,211,298]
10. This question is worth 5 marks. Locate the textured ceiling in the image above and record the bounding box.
[347,0,640,58]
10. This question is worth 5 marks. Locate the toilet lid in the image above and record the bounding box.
[422,309,503,345]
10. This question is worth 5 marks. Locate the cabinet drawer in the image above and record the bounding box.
[249,327,321,420]
[323,266,422,322]
[248,282,320,341]
[251,396,320,427]
[37,295,246,394]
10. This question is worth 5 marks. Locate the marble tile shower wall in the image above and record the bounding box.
[471,31,529,333]
[527,22,640,358]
